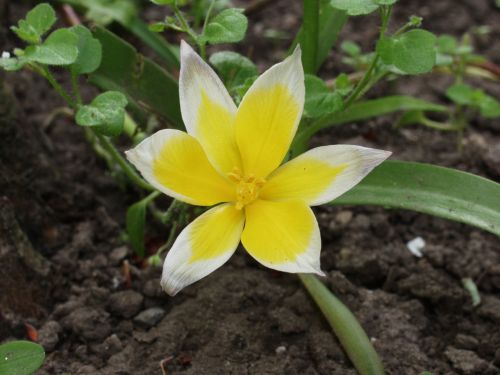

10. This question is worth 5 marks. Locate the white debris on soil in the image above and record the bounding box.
[275,346,287,355]
[1,51,10,58]
[406,236,426,257]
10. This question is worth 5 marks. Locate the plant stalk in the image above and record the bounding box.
[302,0,320,74]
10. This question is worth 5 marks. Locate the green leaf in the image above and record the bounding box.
[11,3,56,44]
[335,73,353,96]
[446,83,500,118]
[0,340,45,375]
[437,35,457,54]
[341,40,361,57]
[304,74,343,118]
[294,96,448,151]
[62,0,138,26]
[204,9,248,44]
[446,83,475,105]
[330,0,379,15]
[479,96,500,118]
[70,25,102,75]
[209,51,257,91]
[151,0,175,4]
[0,56,25,71]
[24,28,79,66]
[377,29,437,74]
[76,91,128,136]
[333,161,500,237]
[126,197,150,258]
[299,275,385,375]
[89,26,182,128]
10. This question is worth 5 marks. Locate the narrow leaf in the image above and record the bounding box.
[299,274,385,375]
[333,161,500,236]
[89,26,183,129]
[0,340,45,375]
[126,200,148,258]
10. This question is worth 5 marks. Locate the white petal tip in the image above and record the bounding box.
[160,277,183,297]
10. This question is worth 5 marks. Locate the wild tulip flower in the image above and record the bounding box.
[126,41,391,296]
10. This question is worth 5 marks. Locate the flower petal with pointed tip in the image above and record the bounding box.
[126,129,235,206]
[161,203,245,296]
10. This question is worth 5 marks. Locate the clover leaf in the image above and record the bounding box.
[304,75,343,118]
[70,25,103,75]
[11,3,56,44]
[204,9,248,44]
[76,91,128,136]
[23,28,79,66]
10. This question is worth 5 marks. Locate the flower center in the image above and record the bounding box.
[228,168,266,210]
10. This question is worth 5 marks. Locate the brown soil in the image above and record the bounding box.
[1,0,499,374]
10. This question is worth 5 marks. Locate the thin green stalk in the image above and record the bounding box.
[41,66,76,108]
[71,72,83,105]
[299,274,385,375]
[302,0,320,74]
[94,132,155,191]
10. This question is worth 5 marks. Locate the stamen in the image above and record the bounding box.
[228,168,266,210]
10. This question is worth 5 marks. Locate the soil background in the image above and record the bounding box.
[1,0,500,374]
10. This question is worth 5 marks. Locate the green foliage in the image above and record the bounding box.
[330,0,396,16]
[11,3,56,44]
[0,55,25,71]
[334,73,353,96]
[0,340,45,375]
[204,9,248,44]
[89,26,182,128]
[70,25,103,75]
[24,29,79,66]
[304,75,343,118]
[209,51,257,100]
[446,83,500,118]
[333,161,500,237]
[151,0,175,4]
[63,0,138,27]
[377,29,437,74]
[300,274,385,375]
[126,195,153,258]
[76,91,128,136]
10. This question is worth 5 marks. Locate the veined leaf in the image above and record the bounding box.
[204,8,248,44]
[11,3,56,44]
[294,2,348,72]
[70,25,102,75]
[209,51,257,92]
[24,28,78,66]
[0,340,45,375]
[304,74,343,118]
[294,96,448,151]
[333,161,500,236]
[89,26,183,129]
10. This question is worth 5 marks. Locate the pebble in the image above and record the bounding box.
[455,334,479,350]
[444,347,489,374]
[63,307,111,340]
[275,346,287,355]
[108,290,144,318]
[133,307,166,328]
[484,144,500,178]
[477,296,500,323]
[108,246,128,266]
[142,279,164,298]
[102,334,123,356]
[38,321,62,351]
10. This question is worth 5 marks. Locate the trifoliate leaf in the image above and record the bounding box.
[24,28,78,66]
[76,91,128,136]
[304,74,343,118]
[0,57,26,71]
[70,25,102,75]
[334,73,353,96]
[377,29,437,74]
[209,51,258,90]
[11,3,56,44]
[0,340,45,375]
[204,9,248,44]
[330,0,379,16]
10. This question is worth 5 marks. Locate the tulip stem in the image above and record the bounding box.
[302,0,319,74]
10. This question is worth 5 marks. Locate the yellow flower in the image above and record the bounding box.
[126,41,391,296]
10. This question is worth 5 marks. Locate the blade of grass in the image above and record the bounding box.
[299,274,385,375]
[333,161,500,237]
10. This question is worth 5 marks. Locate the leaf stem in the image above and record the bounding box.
[302,0,319,74]
[40,65,76,108]
[299,274,385,375]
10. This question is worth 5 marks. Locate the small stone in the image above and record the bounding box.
[477,296,500,323]
[93,254,108,268]
[351,214,370,230]
[38,321,61,351]
[335,210,353,226]
[455,334,479,350]
[108,290,144,318]
[275,346,287,355]
[103,334,123,356]
[484,144,500,179]
[133,307,166,328]
[406,237,425,258]
[63,307,111,341]
[444,347,489,374]
[143,279,163,298]
[76,365,97,374]
[108,246,128,266]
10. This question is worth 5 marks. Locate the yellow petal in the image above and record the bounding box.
[241,199,323,274]
[179,41,241,174]
[235,46,304,179]
[161,203,245,295]
[260,145,391,205]
[126,129,235,206]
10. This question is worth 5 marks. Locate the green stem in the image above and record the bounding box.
[71,72,83,105]
[299,274,385,375]
[95,132,155,191]
[302,0,320,74]
[41,66,76,109]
